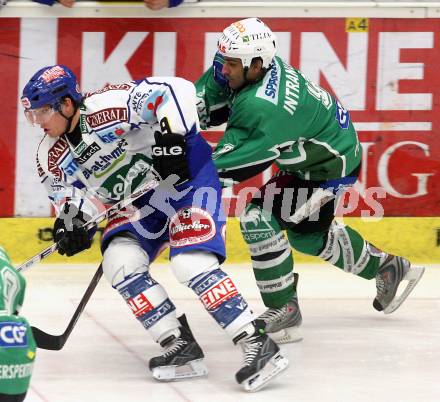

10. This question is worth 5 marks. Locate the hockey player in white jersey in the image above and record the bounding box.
[21,65,288,391]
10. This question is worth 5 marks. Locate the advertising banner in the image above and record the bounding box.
[1,217,438,264]
[1,18,438,217]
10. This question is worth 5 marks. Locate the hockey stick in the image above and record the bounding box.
[24,178,160,350]
[16,177,160,273]
[31,264,103,350]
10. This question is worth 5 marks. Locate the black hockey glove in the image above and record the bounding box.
[151,131,190,185]
[53,203,93,257]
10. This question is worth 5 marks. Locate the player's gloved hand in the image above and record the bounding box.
[213,52,228,87]
[53,203,93,257]
[151,131,190,185]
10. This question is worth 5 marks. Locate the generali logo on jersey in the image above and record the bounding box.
[200,278,239,310]
[36,158,45,178]
[47,137,69,177]
[86,107,128,128]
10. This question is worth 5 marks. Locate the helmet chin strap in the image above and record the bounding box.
[239,64,269,89]
[58,103,79,134]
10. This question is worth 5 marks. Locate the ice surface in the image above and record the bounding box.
[21,263,440,402]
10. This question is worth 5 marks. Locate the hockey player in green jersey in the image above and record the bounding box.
[195,17,425,344]
[0,247,36,402]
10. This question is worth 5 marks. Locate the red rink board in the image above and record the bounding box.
[1,18,438,217]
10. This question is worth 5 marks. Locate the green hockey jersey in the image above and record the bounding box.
[196,56,361,184]
[0,247,36,396]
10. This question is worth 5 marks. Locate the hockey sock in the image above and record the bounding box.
[116,272,179,341]
[240,202,296,308]
[188,268,255,338]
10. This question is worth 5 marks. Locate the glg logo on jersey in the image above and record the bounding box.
[0,322,28,348]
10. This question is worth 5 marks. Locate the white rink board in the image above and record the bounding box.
[22,263,440,402]
[1,2,438,18]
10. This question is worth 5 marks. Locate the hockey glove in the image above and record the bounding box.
[213,52,228,87]
[151,131,190,185]
[53,203,93,257]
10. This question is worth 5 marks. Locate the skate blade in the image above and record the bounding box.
[384,265,425,314]
[151,359,208,381]
[269,325,303,344]
[242,352,289,392]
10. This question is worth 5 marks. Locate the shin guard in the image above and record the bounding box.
[188,268,254,337]
[117,273,179,342]
[318,221,382,279]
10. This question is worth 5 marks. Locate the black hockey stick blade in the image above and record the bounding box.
[31,326,64,351]
[31,264,103,350]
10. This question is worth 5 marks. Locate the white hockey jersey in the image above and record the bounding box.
[36,77,203,217]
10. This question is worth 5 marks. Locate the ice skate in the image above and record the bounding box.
[149,315,208,381]
[257,294,302,344]
[233,322,289,392]
[373,255,425,314]
[257,274,302,344]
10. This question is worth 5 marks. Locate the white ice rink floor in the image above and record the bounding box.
[21,263,440,402]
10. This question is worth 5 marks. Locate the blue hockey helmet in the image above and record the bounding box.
[21,65,82,111]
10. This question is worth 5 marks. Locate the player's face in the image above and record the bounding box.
[222,57,246,89]
[25,99,74,137]
[222,56,264,90]
[37,107,69,137]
